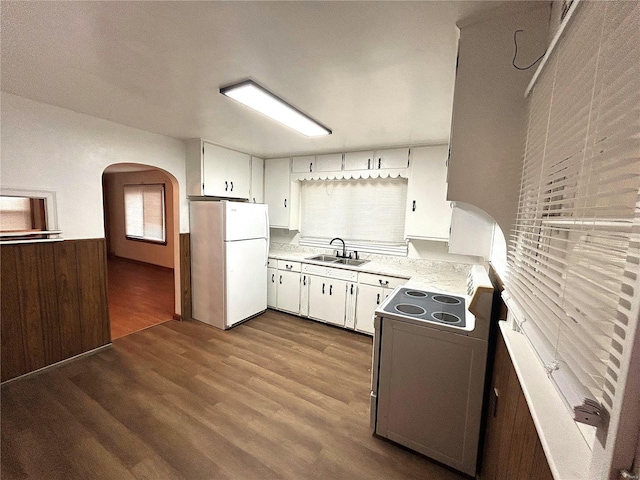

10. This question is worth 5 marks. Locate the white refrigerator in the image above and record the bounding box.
[190,200,269,329]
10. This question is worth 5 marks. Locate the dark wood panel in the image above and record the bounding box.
[53,241,84,359]
[15,243,47,372]
[0,246,27,381]
[1,312,468,480]
[0,239,110,383]
[76,239,110,349]
[480,333,554,480]
[179,233,191,321]
[36,242,63,365]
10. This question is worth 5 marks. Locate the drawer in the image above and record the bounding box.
[359,272,407,289]
[301,263,358,282]
[277,260,301,272]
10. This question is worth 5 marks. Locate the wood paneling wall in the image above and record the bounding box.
[480,333,554,480]
[1,239,110,382]
[179,233,191,321]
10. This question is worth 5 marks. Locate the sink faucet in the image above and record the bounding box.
[330,237,347,258]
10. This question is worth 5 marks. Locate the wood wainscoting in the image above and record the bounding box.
[179,233,191,321]
[0,239,110,382]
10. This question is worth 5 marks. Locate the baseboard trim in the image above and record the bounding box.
[1,344,112,386]
[173,313,182,321]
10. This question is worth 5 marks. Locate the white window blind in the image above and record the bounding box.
[507,0,640,430]
[124,184,166,243]
[300,178,407,254]
[0,197,32,231]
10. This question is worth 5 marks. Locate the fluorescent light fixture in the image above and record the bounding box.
[220,80,331,137]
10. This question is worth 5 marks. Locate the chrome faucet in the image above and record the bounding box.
[330,237,347,258]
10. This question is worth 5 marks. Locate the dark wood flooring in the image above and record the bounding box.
[1,311,467,480]
[107,256,175,340]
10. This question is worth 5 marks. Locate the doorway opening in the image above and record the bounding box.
[102,164,180,340]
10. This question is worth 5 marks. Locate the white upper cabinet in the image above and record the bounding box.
[404,146,452,241]
[264,157,300,230]
[185,139,251,199]
[315,153,343,172]
[292,156,316,174]
[374,148,410,170]
[344,150,375,171]
[344,148,409,171]
[251,156,264,203]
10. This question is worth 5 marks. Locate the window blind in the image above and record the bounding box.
[507,0,640,429]
[124,184,166,243]
[0,197,32,231]
[299,178,407,254]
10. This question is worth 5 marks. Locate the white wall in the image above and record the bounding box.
[0,92,188,314]
[103,170,175,269]
[447,3,550,239]
[0,93,188,238]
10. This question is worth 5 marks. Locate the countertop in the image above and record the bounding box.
[268,246,472,295]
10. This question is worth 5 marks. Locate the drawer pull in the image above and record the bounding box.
[379,280,390,287]
[286,264,293,270]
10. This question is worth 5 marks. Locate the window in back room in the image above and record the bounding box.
[123,184,166,244]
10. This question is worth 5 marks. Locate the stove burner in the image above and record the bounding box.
[395,304,427,316]
[431,312,461,324]
[432,294,462,305]
[405,290,428,298]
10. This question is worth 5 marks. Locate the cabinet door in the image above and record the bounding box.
[374,148,409,170]
[345,282,357,329]
[276,270,300,314]
[203,142,251,199]
[292,156,315,173]
[300,274,310,317]
[344,151,374,171]
[251,156,264,203]
[355,284,383,335]
[308,276,347,326]
[267,267,277,308]
[405,145,452,240]
[264,157,296,229]
[315,153,343,172]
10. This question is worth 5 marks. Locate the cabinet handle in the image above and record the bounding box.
[379,280,389,287]
[376,293,381,304]
[310,162,313,172]
[367,158,371,169]
[303,276,307,286]
[412,200,416,212]
[271,273,275,283]
[225,181,228,191]
[279,275,283,285]
[350,284,354,295]
[322,283,325,294]
[330,285,333,296]
[230,181,234,191]
[378,158,381,169]
[284,199,287,208]
[286,264,293,270]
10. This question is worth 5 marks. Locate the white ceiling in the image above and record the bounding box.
[1,1,502,159]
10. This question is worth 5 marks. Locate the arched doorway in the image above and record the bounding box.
[102,163,181,339]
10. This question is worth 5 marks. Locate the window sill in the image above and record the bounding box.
[499,322,592,479]
[125,236,167,246]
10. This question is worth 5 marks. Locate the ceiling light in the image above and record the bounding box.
[220,80,331,137]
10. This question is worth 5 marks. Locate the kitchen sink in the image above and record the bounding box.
[335,258,369,266]
[306,254,340,262]
[305,254,369,267]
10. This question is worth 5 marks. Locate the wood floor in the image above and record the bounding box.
[107,256,175,340]
[1,311,467,480]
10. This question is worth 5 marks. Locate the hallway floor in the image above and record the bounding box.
[107,256,174,340]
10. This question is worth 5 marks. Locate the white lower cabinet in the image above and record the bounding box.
[355,273,408,334]
[308,276,348,326]
[276,269,301,314]
[267,267,277,308]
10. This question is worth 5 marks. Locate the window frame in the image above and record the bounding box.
[123,183,167,246]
